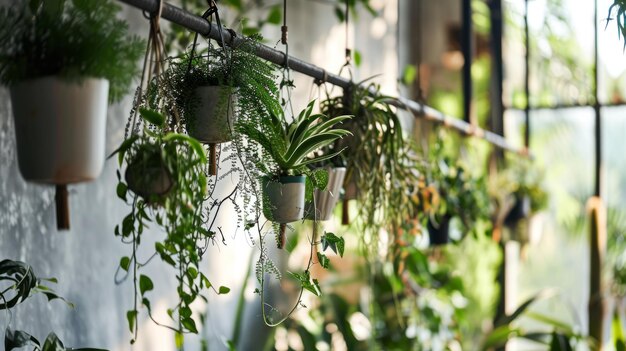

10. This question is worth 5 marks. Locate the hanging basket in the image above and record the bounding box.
[10,76,109,184]
[262,175,306,224]
[427,215,451,246]
[305,167,346,221]
[188,86,236,144]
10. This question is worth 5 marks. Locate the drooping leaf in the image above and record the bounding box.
[317,253,330,269]
[5,328,39,351]
[126,310,137,333]
[138,108,165,127]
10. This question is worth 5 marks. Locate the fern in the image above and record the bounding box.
[0,0,144,102]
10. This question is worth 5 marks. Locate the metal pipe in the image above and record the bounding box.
[118,0,524,154]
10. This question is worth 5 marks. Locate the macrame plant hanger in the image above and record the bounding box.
[186,0,229,175]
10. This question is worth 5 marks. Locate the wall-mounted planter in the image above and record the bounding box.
[189,86,235,175]
[427,215,451,246]
[305,167,346,221]
[10,76,109,229]
[262,176,306,224]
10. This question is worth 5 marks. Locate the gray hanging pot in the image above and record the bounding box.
[188,85,236,144]
[262,175,306,223]
[305,167,346,221]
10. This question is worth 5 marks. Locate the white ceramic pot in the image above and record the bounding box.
[305,167,346,221]
[262,176,306,223]
[10,76,109,184]
[188,86,236,144]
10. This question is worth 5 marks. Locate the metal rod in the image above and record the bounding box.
[118,0,524,154]
[462,0,473,124]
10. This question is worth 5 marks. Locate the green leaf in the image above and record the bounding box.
[119,257,130,272]
[126,310,137,333]
[139,275,154,295]
[5,328,40,351]
[334,6,345,22]
[218,286,231,295]
[116,182,127,201]
[139,108,166,127]
[162,133,207,163]
[321,232,345,257]
[353,50,362,67]
[175,332,184,349]
[266,5,281,25]
[41,333,67,351]
[182,317,199,333]
[401,64,417,85]
[317,253,330,269]
[108,135,138,166]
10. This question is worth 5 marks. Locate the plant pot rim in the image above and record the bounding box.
[11,75,108,87]
[263,175,306,184]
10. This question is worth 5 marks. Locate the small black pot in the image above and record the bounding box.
[427,215,451,246]
[504,195,530,227]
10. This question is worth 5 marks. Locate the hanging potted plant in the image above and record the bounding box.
[111,107,213,342]
[162,34,280,175]
[320,82,405,226]
[238,100,351,247]
[0,0,143,229]
[503,159,548,227]
[428,155,491,246]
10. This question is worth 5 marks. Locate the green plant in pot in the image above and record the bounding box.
[320,82,405,226]
[162,34,280,175]
[0,0,143,229]
[429,157,491,246]
[238,100,351,247]
[503,158,548,227]
[111,108,214,341]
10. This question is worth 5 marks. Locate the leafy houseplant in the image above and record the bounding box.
[0,0,143,229]
[319,82,435,253]
[112,108,217,341]
[162,35,280,175]
[0,259,106,351]
[238,100,351,246]
[503,158,548,226]
[428,157,491,245]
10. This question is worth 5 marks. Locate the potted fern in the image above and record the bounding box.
[163,36,280,175]
[238,101,351,246]
[0,0,143,229]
